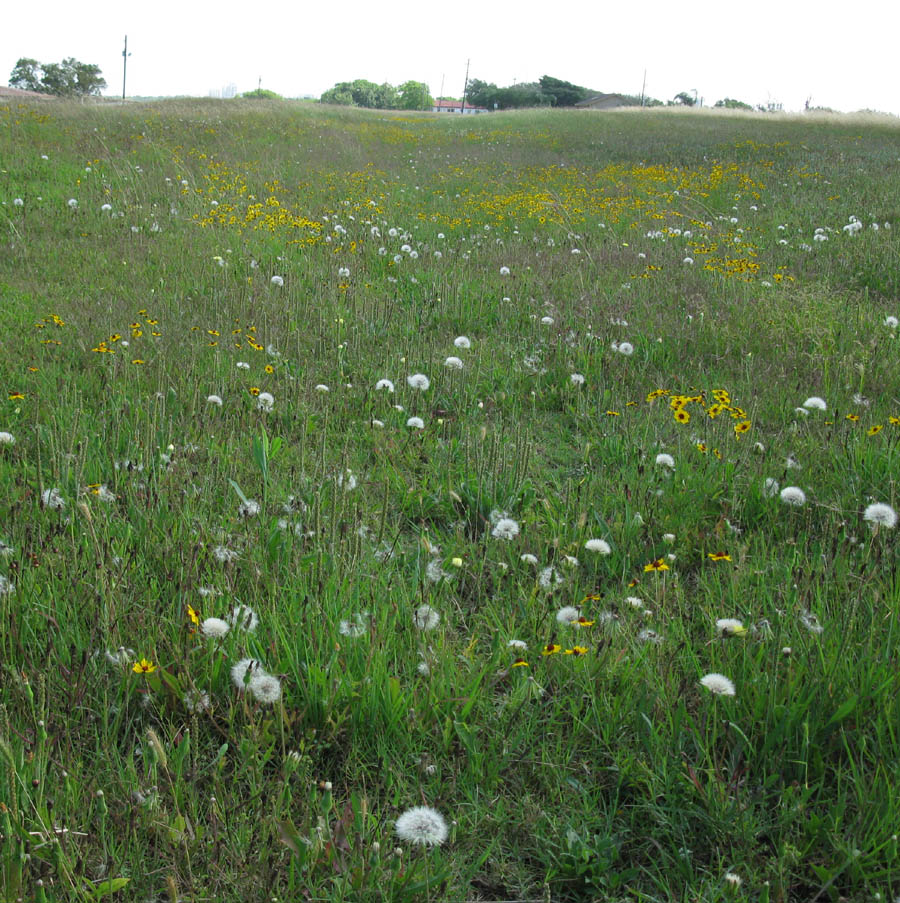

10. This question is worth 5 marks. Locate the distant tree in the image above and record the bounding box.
[320,80,400,108]
[672,91,696,106]
[373,82,399,109]
[466,78,499,110]
[10,57,106,96]
[715,98,753,110]
[494,82,548,110]
[71,61,106,96]
[9,58,42,92]
[397,81,433,111]
[618,93,663,107]
[240,88,282,99]
[320,83,355,106]
[346,79,379,108]
[539,75,589,107]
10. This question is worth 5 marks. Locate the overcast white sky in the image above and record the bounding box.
[3,0,899,114]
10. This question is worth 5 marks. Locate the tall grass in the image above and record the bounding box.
[0,98,898,902]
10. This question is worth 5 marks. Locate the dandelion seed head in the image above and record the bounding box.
[230,657,259,691]
[229,604,259,632]
[802,396,827,411]
[93,485,116,503]
[237,499,261,518]
[570,373,585,386]
[270,275,284,287]
[556,606,581,625]
[584,538,611,554]
[863,502,897,529]
[407,373,430,391]
[414,604,440,631]
[780,486,806,507]
[424,558,451,583]
[800,610,824,634]
[538,566,564,591]
[716,618,745,637]
[339,614,368,638]
[183,689,211,714]
[375,379,395,392]
[520,553,538,565]
[763,478,780,497]
[206,394,223,407]
[394,806,448,846]
[700,673,736,696]
[256,392,274,412]
[406,416,425,429]
[655,453,675,469]
[200,617,230,638]
[444,356,464,370]
[453,335,471,349]
[491,517,520,540]
[249,671,282,705]
[41,488,66,510]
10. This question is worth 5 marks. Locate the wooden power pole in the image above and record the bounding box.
[461,59,470,114]
[122,36,131,101]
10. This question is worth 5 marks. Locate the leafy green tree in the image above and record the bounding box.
[373,82,398,109]
[466,78,499,110]
[320,83,355,106]
[714,98,753,110]
[9,58,42,92]
[9,56,105,96]
[240,88,282,99]
[539,75,589,107]
[397,81,433,111]
[346,79,378,107]
[494,82,548,110]
[71,61,106,96]
[672,91,696,106]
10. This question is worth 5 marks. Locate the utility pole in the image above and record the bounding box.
[461,58,470,114]
[122,35,131,101]
[640,69,647,107]
[439,73,445,105]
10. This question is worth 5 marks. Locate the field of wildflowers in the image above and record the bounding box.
[1,98,899,901]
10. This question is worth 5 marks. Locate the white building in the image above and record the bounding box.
[431,98,488,114]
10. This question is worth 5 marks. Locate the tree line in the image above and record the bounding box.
[9,57,106,96]
[318,75,595,111]
[320,80,433,110]
[6,57,760,111]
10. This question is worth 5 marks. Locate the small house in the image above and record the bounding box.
[431,98,488,114]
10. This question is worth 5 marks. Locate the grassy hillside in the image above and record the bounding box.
[1,99,899,902]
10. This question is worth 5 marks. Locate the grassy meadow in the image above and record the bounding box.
[1,98,900,902]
